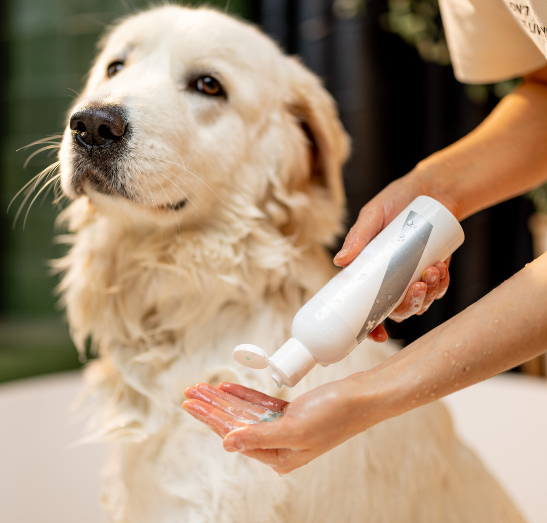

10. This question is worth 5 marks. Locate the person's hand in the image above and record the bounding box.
[333,176,453,342]
[183,379,379,475]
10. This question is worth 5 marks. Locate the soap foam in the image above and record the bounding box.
[238,408,283,425]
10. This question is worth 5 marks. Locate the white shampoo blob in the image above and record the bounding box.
[233,196,464,387]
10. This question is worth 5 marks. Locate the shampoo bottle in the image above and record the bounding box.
[233,196,464,387]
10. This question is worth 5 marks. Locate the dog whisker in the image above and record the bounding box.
[23,144,61,169]
[169,152,225,203]
[21,170,62,229]
[39,177,59,207]
[138,154,198,206]
[120,0,132,15]
[17,134,63,151]
[143,152,226,205]
[8,161,61,218]
[52,179,68,207]
[141,170,160,212]
[8,172,48,213]
[153,169,199,211]
[157,178,183,234]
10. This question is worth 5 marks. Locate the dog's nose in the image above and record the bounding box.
[70,105,127,148]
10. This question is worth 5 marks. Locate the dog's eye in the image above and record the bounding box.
[191,76,225,97]
[107,61,124,79]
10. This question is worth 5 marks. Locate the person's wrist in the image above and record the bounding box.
[344,369,394,431]
[409,161,464,221]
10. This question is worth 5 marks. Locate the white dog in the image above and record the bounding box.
[56,5,525,522]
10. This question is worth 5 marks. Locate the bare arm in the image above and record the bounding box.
[334,66,547,331]
[183,252,547,473]
[335,65,547,269]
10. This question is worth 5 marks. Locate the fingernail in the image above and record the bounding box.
[426,272,438,285]
[224,438,245,452]
[333,247,349,262]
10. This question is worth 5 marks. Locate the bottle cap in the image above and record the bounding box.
[232,339,317,388]
[232,344,270,369]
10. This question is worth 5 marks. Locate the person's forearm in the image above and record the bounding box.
[352,251,547,422]
[411,71,547,221]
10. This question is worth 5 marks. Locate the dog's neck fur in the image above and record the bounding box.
[56,192,340,439]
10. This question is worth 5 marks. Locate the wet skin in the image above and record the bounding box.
[184,252,547,474]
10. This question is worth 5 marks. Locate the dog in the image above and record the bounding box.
[55,5,525,522]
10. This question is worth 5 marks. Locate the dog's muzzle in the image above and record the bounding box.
[68,103,130,196]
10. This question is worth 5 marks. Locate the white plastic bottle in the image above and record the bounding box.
[233,196,464,387]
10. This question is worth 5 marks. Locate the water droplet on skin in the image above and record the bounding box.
[464,366,470,372]
[488,351,492,355]
[360,273,368,280]
[451,360,456,366]
[443,351,449,358]
[430,393,436,398]
[455,343,461,348]
[494,319,499,325]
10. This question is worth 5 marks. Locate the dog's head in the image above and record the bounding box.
[60,5,350,245]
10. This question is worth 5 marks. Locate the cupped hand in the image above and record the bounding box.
[333,177,452,339]
[183,379,376,475]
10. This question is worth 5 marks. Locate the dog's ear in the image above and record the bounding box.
[284,57,350,207]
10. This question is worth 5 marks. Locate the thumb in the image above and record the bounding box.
[223,421,289,452]
[333,204,385,267]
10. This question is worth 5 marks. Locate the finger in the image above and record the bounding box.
[184,385,263,423]
[187,383,271,417]
[223,419,299,453]
[333,204,384,267]
[389,282,426,322]
[182,400,247,438]
[218,383,288,413]
[434,261,450,300]
[417,267,440,315]
[367,323,388,343]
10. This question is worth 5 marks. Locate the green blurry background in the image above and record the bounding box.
[0,0,252,383]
